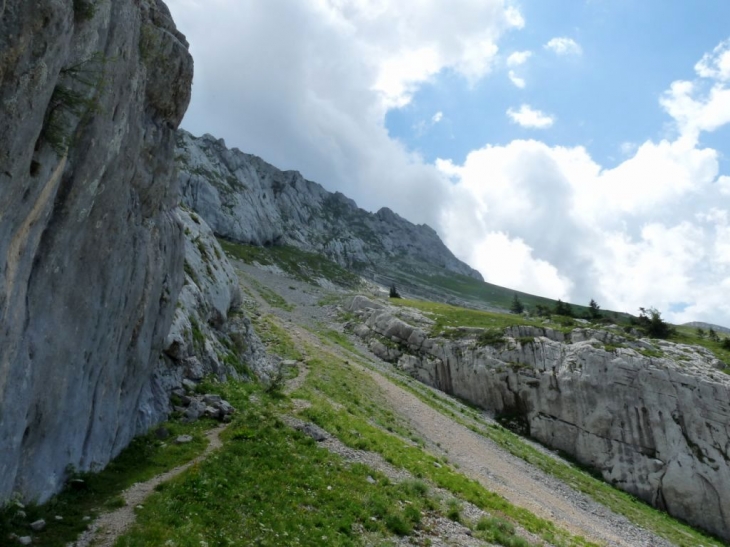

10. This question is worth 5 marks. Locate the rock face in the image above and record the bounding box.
[0,1,192,503]
[349,297,730,540]
[175,131,482,283]
[152,208,275,401]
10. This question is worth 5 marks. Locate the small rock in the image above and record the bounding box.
[16,510,26,519]
[171,387,186,398]
[180,395,193,406]
[14,501,25,509]
[366,476,376,484]
[135,505,144,510]
[296,423,328,442]
[175,435,193,444]
[30,519,46,531]
[18,537,32,546]
[433,462,442,468]
[280,360,298,368]
[154,427,170,440]
[204,405,221,419]
[82,516,91,522]
[203,394,222,405]
[54,515,63,521]
[181,379,197,392]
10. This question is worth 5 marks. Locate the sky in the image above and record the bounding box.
[166,0,730,327]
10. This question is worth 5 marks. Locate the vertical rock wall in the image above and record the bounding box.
[0,0,192,502]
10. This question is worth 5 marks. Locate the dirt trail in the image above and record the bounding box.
[236,265,673,547]
[287,319,672,547]
[70,425,227,547]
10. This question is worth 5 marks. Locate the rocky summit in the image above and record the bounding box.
[175,130,482,288]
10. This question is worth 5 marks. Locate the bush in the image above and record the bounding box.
[632,307,673,339]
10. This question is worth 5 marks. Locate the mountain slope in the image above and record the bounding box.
[176,130,482,285]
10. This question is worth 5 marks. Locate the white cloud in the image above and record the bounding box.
[508,70,526,88]
[506,105,555,128]
[166,0,524,228]
[506,50,532,67]
[165,2,730,326]
[695,38,730,81]
[718,176,730,196]
[544,37,582,56]
[432,111,444,123]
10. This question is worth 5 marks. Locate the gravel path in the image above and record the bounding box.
[69,425,227,547]
[237,264,676,547]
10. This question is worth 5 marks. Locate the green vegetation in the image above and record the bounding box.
[248,277,295,311]
[368,364,724,547]
[255,315,303,361]
[389,298,545,336]
[293,348,594,547]
[73,0,97,22]
[0,421,214,547]
[510,293,525,314]
[220,239,362,288]
[672,325,730,367]
[41,53,108,156]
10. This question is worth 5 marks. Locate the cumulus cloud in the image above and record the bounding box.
[166,0,523,228]
[506,105,555,128]
[506,50,532,67]
[508,70,526,88]
[544,37,582,56]
[166,1,730,326]
[695,38,730,81]
[432,111,444,123]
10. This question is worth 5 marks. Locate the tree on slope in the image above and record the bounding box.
[510,293,525,314]
[588,299,601,320]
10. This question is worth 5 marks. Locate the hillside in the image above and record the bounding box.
[7,249,728,547]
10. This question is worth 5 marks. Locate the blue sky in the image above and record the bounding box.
[386,0,730,170]
[167,0,730,327]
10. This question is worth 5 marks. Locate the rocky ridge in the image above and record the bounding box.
[347,295,730,541]
[175,130,482,285]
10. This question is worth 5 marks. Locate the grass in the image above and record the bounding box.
[0,420,215,547]
[316,325,727,547]
[219,239,362,289]
[671,325,730,368]
[292,347,595,547]
[389,298,559,337]
[117,392,434,546]
[387,267,632,324]
[376,362,725,547]
[254,314,303,361]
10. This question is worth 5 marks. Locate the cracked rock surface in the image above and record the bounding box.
[0,0,192,503]
[349,296,730,541]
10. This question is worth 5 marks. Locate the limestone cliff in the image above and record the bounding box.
[175,131,482,284]
[0,0,192,503]
[348,296,730,541]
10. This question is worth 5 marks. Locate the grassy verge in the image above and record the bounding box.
[117,394,433,546]
[292,348,595,547]
[247,277,294,311]
[341,344,725,547]
[0,420,215,547]
[220,239,362,289]
[314,326,726,547]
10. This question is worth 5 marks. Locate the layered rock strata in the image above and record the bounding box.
[0,0,192,502]
[349,296,730,540]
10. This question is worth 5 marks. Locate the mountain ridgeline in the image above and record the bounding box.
[176,131,482,295]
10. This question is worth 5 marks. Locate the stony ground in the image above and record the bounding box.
[67,259,680,547]
[235,259,677,547]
